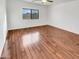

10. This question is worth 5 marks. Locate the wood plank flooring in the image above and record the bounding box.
[1,25,79,59]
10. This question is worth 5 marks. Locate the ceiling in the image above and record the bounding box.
[24,0,77,5]
[54,0,77,4]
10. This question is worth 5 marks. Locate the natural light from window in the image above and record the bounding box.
[22,32,40,47]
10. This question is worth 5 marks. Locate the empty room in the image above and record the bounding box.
[0,0,79,59]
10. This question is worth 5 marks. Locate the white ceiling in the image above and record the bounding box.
[54,0,77,3]
[24,0,77,5]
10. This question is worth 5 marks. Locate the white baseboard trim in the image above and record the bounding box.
[49,24,79,35]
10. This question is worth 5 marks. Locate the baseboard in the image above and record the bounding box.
[48,25,79,36]
[8,24,48,31]
[0,30,8,58]
[8,25,48,31]
[8,24,79,36]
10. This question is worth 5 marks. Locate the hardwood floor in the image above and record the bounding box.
[2,25,79,59]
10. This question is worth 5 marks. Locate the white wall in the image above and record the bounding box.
[48,0,79,34]
[7,0,48,30]
[0,0,7,57]
[6,0,79,35]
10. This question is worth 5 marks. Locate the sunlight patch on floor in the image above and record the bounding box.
[22,32,40,47]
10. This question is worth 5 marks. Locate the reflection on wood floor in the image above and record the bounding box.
[1,25,79,59]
